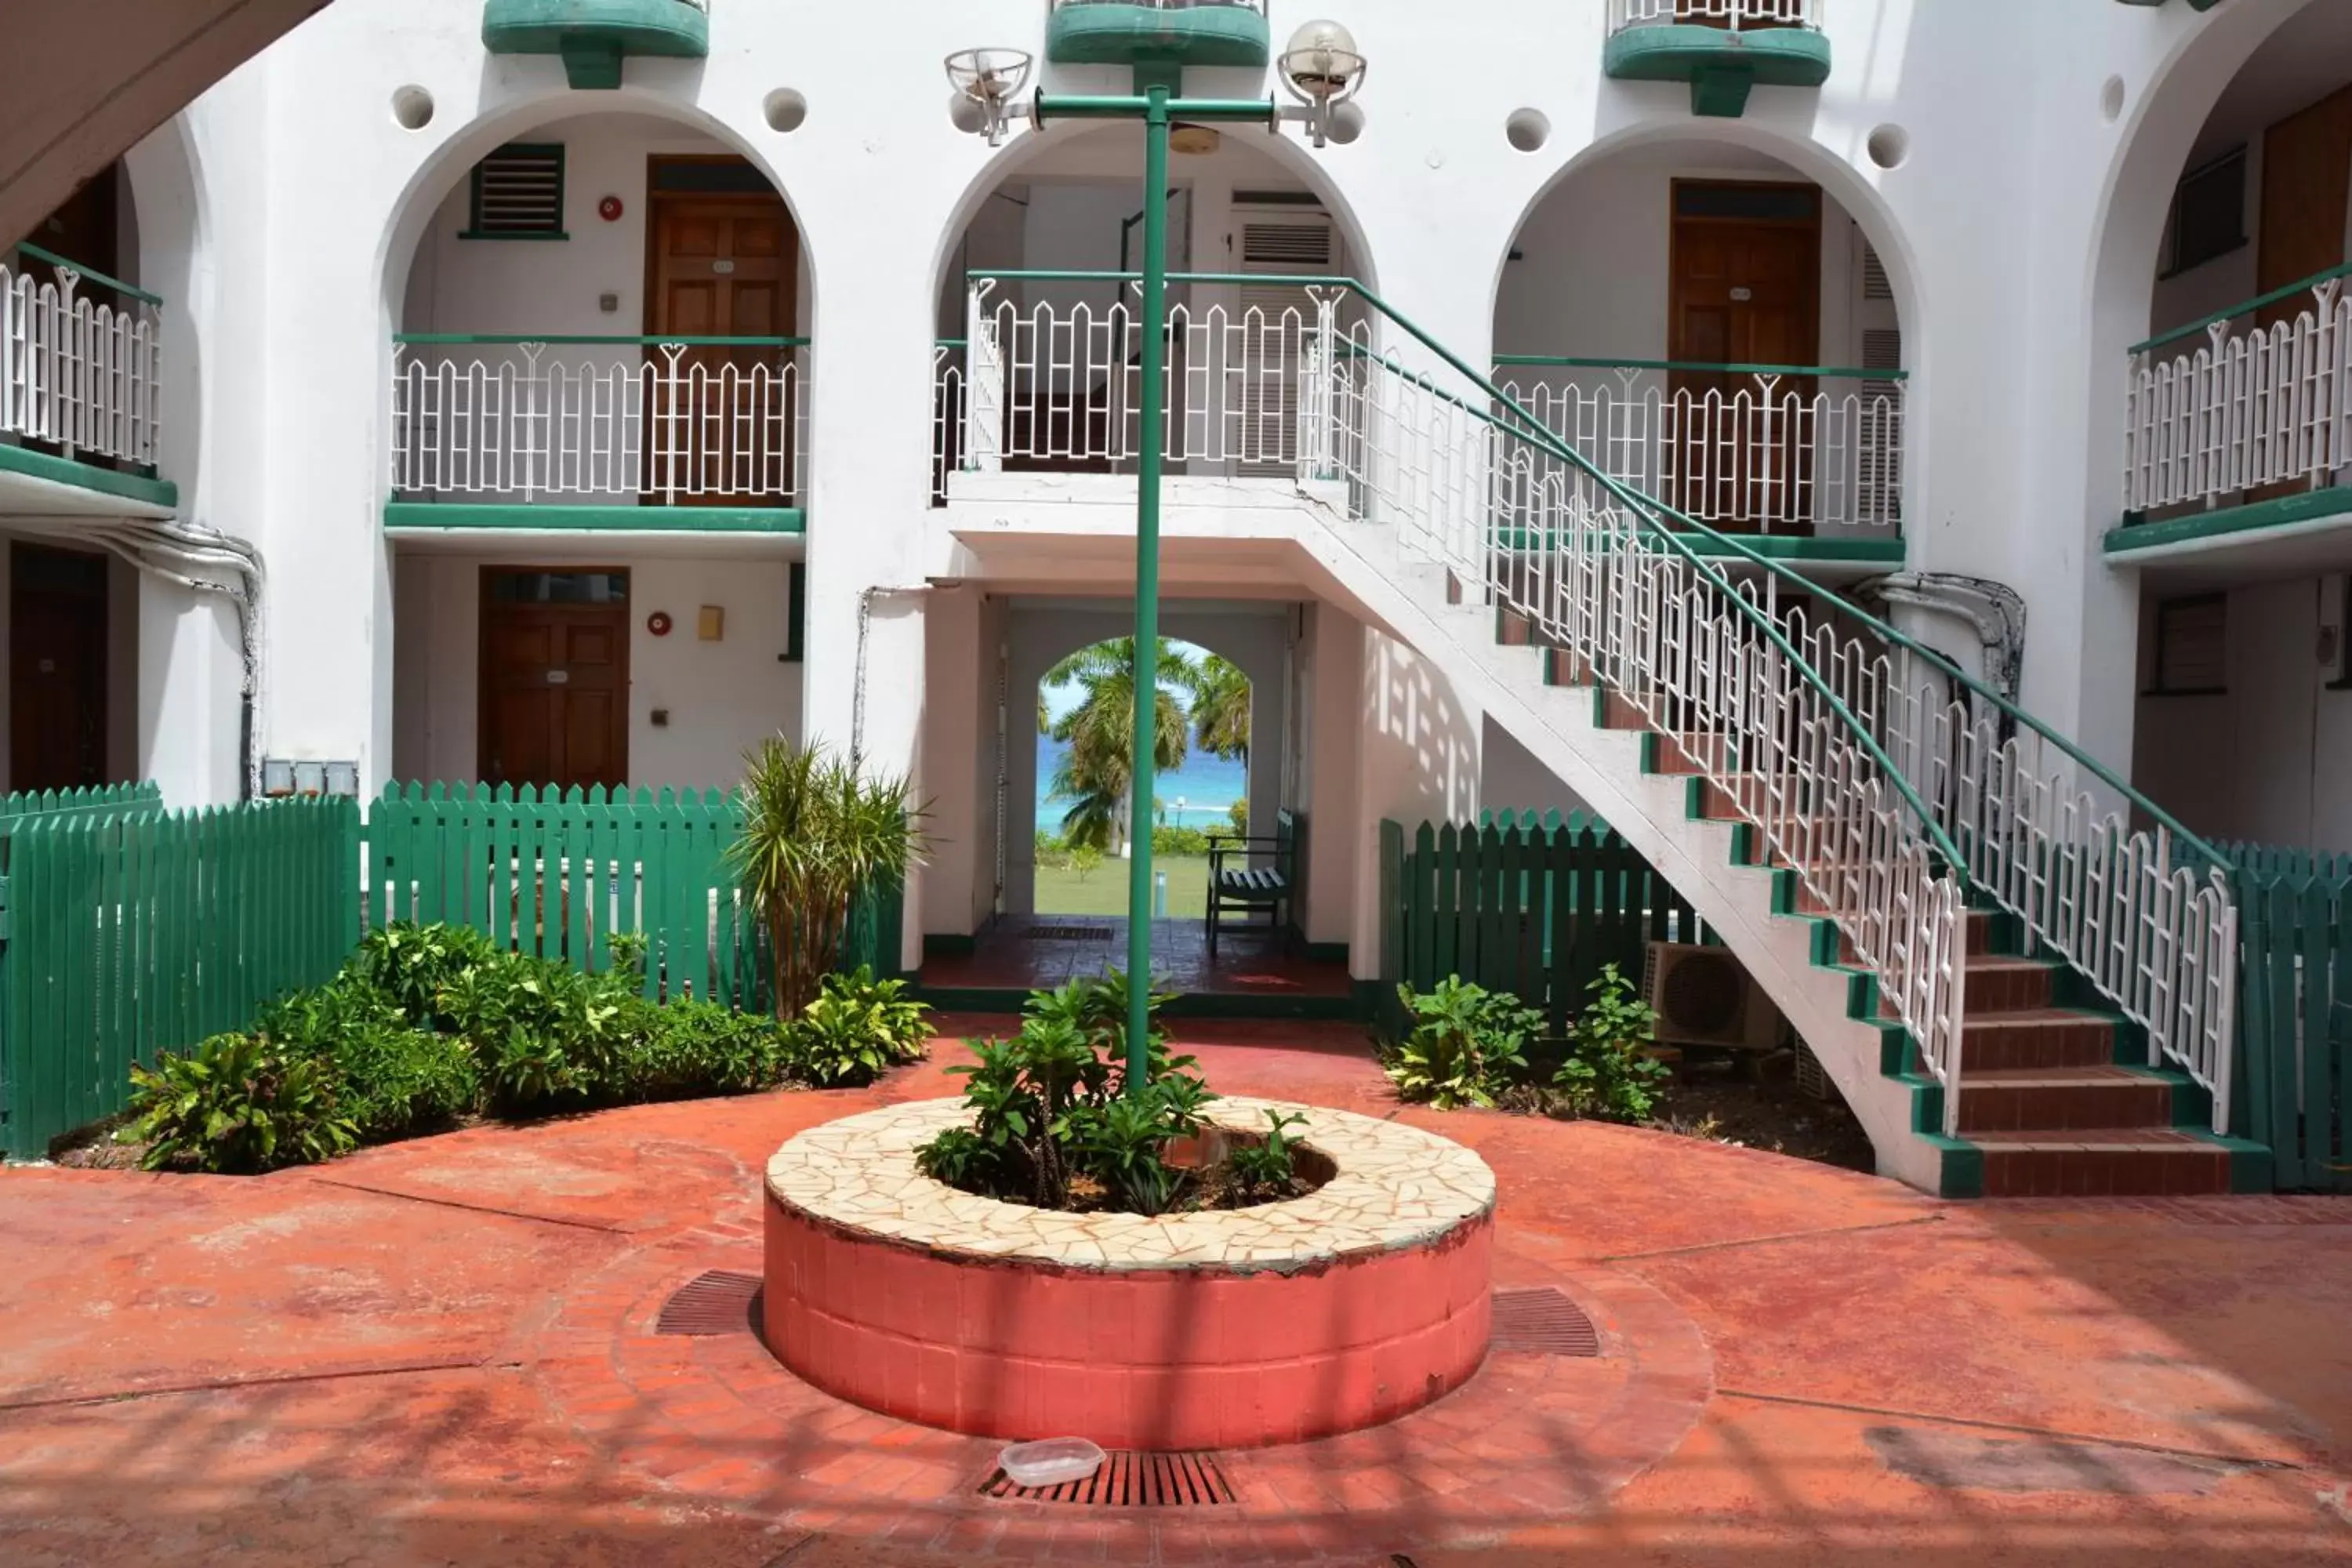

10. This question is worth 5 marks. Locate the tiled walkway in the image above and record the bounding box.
[4,1022,2352,1565]
[919,915,1352,1000]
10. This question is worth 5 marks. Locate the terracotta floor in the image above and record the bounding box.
[4,1021,2351,1566]
[919,915,1353,999]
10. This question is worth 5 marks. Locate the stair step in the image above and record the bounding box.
[1952,1066,2172,1134]
[1968,1129,2233,1197]
[1965,953,2060,1012]
[1956,1008,2120,1071]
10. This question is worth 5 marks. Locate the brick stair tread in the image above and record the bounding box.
[1964,1006,2114,1028]
[1965,1128,2210,1149]
[1958,1065,2158,1088]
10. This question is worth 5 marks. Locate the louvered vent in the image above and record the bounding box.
[468,144,567,238]
[1241,220,1334,269]
[1235,209,1335,473]
[1858,327,1904,525]
[1861,245,1893,302]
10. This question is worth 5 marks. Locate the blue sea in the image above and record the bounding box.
[1034,736,1248,834]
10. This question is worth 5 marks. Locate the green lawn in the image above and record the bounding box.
[1036,854,1210,917]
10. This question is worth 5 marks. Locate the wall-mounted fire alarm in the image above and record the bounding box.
[647,611,673,637]
[599,194,624,223]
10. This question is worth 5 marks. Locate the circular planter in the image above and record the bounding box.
[762,1096,1495,1450]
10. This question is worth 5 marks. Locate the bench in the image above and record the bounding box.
[1205,808,1298,959]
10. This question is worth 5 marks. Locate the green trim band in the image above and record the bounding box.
[1033,93,1279,127]
[0,443,177,510]
[1045,2,1271,69]
[1494,354,1907,382]
[10,242,164,307]
[396,333,807,347]
[2132,259,2352,355]
[384,502,804,534]
[2104,487,2352,556]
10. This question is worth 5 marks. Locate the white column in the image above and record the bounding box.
[1348,623,1483,979]
[136,575,242,807]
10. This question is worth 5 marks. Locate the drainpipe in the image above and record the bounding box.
[1864,572,2027,708]
[20,516,266,800]
[849,583,934,771]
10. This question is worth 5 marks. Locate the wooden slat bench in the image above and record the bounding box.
[1206,808,1298,959]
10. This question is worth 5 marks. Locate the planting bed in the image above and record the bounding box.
[762,1096,1495,1450]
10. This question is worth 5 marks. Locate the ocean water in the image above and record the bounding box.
[1033,736,1248,835]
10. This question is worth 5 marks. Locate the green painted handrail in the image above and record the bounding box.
[10,241,164,307]
[2132,258,2352,356]
[394,332,808,347]
[1494,353,1907,382]
[935,337,967,350]
[981,268,2221,875]
[969,268,1352,289]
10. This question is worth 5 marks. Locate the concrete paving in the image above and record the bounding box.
[2,1018,2349,1565]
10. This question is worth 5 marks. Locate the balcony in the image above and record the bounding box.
[1497,358,1906,564]
[1604,0,1831,118]
[2114,266,2352,568]
[481,0,710,89]
[0,245,175,517]
[387,334,807,535]
[1044,0,1272,74]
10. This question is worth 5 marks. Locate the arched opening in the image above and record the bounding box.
[1493,132,1915,559]
[1033,634,1258,921]
[929,118,1376,501]
[376,102,813,796]
[2111,0,2352,854]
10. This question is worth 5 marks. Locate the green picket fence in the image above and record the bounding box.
[0,797,360,1158]
[2230,844,2352,1191]
[362,782,906,1011]
[0,781,163,825]
[1377,809,1712,1040]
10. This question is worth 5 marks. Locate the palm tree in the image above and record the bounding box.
[729,737,926,1019]
[1182,653,1250,762]
[1045,638,1194,855]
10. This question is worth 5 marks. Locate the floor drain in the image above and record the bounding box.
[978,1450,1238,1508]
[1491,1287,1600,1356]
[655,1270,762,1336]
[1021,924,1115,942]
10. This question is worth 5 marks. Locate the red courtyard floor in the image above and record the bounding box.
[5,1020,2352,1566]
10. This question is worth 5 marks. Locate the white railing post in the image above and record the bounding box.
[967,280,1004,474]
[1298,289,1338,483]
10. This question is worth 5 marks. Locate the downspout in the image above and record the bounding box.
[34,516,266,800]
[1864,572,2028,708]
[850,582,935,770]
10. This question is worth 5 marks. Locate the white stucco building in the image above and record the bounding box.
[4,0,2343,1192]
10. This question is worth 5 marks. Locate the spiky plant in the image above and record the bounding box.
[729,738,926,1020]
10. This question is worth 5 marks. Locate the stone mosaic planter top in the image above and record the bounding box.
[763,1096,1495,1274]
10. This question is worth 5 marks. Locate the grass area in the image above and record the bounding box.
[1036,854,1210,917]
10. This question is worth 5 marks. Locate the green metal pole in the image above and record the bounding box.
[1124,86,1172,1095]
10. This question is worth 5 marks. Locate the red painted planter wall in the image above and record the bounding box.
[763,1190,1494,1450]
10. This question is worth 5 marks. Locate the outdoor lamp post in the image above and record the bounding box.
[947,23,1367,1093]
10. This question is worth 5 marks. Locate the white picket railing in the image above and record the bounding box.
[953,278,1345,477]
[1324,308,2237,1134]
[933,340,967,504]
[1,248,165,470]
[1499,368,1904,534]
[1609,0,1818,30]
[2124,274,2352,516]
[390,338,808,505]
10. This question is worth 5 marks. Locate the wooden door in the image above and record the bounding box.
[10,543,110,793]
[1669,181,1822,534]
[648,162,798,506]
[2252,85,2352,503]
[477,569,630,791]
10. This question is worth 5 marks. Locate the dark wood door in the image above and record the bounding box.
[648,167,798,506]
[1669,181,1822,533]
[10,543,110,793]
[2259,83,2352,309]
[477,570,630,792]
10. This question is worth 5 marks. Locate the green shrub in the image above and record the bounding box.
[1553,963,1668,1123]
[636,997,791,1097]
[916,971,1212,1214]
[1227,799,1248,835]
[1225,1108,1310,1196]
[1151,825,1211,856]
[439,953,638,1111]
[1385,975,1541,1109]
[346,922,499,1029]
[784,965,934,1087]
[123,1031,358,1174]
[255,979,474,1142]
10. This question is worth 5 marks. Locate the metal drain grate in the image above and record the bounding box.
[655,1269,763,1336]
[978,1450,1237,1508]
[1021,924,1115,942]
[1491,1287,1600,1356]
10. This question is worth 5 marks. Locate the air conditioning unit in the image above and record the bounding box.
[1642,942,1783,1051]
